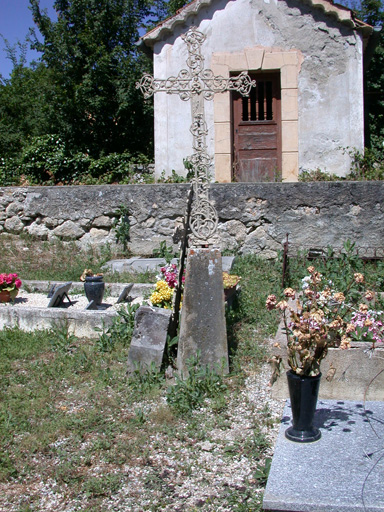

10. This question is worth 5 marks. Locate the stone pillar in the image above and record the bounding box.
[177,248,228,375]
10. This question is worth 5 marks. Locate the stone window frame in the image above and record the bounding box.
[211,47,302,182]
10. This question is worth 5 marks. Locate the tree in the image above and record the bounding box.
[29,0,157,158]
[0,63,57,158]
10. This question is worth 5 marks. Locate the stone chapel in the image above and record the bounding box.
[138,0,374,182]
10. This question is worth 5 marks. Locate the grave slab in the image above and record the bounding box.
[127,305,172,373]
[263,399,384,512]
[177,248,228,375]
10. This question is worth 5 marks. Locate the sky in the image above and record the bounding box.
[0,0,56,79]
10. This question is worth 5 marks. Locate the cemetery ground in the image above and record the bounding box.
[0,236,383,511]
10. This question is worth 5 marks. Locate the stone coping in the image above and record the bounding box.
[263,399,384,512]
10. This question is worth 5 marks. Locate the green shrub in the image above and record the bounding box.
[166,352,227,414]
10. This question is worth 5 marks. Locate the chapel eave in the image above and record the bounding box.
[138,0,373,51]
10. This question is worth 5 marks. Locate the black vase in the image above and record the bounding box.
[84,276,105,306]
[285,370,321,443]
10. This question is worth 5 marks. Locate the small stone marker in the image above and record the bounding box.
[127,306,172,374]
[47,282,72,308]
[177,248,228,375]
[85,300,98,310]
[116,284,134,304]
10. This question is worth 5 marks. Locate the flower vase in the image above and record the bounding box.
[84,276,105,306]
[0,290,11,303]
[0,290,18,303]
[285,370,322,443]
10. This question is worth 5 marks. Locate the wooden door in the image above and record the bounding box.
[232,72,281,182]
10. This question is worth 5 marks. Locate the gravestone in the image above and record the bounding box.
[127,306,172,374]
[263,399,384,512]
[47,282,72,308]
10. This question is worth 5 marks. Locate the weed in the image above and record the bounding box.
[95,302,139,352]
[152,240,176,263]
[128,362,165,396]
[167,352,228,415]
[49,322,78,353]
[112,205,131,254]
[254,457,272,485]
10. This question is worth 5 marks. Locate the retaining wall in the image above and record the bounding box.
[0,182,383,256]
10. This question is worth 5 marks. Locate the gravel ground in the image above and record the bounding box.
[0,360,286,511]
[0,290,286,511]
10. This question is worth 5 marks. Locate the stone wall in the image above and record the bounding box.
[0,182,383,257]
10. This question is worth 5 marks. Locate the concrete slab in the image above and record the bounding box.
[103,256,235,273]
[263,399,384,512]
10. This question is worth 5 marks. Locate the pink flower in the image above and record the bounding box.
[5,275,13,284]
[15,279,22,289]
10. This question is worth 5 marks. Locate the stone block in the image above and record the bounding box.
[4,216,24,234]
[52,220,85,240]
[127,306,172,373]
[281,120,299,153]
[177,248,228,375]
[281,89,298,121]
[282,152,299,182]
[214,153,232,183]
[263,400,384,512]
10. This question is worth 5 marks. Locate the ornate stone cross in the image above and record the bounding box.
[136,26,256,246]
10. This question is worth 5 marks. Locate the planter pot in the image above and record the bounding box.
[84,276,105,306]
[0,289,18,303]
[285,370,321,443]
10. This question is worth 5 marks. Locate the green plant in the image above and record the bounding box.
[48,323,78,354]
[128,362,165,396]
[157,169,191,183]
[344,146,384,181]
[112,205,131,254]
[152,240,176,263]
[166,352,228,414]
[298,168,340,182]
[95,302,139,352]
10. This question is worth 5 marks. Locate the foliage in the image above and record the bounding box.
[112,205,131,254]
[0,134,153,186]
[298,168,341,182]
[152,240,176,263]
[95,302,139,352]
[0,63,57,160]
[29,0,155,159]
[344,146,384,180]
[156,169,191,183]
[127,361,165,395]
[166,352,228,414]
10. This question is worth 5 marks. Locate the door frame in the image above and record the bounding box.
[232,70,282,182]
[211,47,301,182]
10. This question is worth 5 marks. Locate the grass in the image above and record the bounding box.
[0,233,157,283]
[1,237,383,510]
[0,239,282,510]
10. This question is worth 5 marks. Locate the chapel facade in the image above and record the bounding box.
[139,0,373,182]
